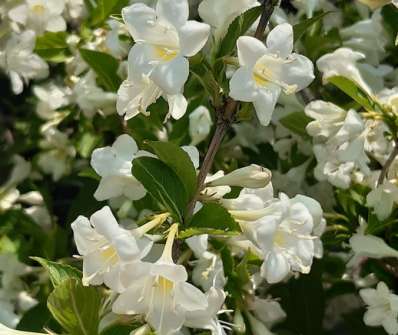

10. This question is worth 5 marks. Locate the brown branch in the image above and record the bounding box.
[377,140,398,186]
[185,1,277,219]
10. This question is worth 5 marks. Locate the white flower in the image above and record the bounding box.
[189,106,213,145]
[73,71,117,118]
[364,120,393,165]
[225,185,324,283]
[37,127,76,181]
[349,220,398,263]
[202,171,232,200]
[360,282,398,335]
[116,57,187,121]
[247,313,274,335]
[317,47,375,95]
[305,101,370,188]
[71,206,165,291]
[33,82,70,120]
[341,11,387,65]
[0,323,47,335]
[186,235,226,290]
[113,224,209,335]
[357,0,398,10]
[367,181,398,220]
[9,0,66,35]
[0,31,49,94]
[184,287,227,335]
[208,165,272,189]
[90,134,147,201]
[292,0,319,17]
[64,0,86,21]
[229,23,314,126]
[198,0,259,40]
[122,0,210,95]
[105,20,130,59]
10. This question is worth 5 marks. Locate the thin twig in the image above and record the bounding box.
[185,1,277,219]
[377,140,398,186]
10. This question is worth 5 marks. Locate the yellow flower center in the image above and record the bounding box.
[154,46,178,62]
[273,230,286,247]
[157,276,174,294]
[100,245,119,265]
[32,4,46,15]
[252,63,271,87]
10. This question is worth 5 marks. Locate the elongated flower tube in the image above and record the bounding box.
[113,224,209,335]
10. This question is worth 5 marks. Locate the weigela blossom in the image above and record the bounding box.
[305,100,370,189]
[33,83,71,120]
[248,296,286,329]
[0,31,49,95]
[189,106,213,146]
[8,0,66,35]
[71,206,165,292]
[360,282,398,335]
[186,234,226,290]
[90,134,147,201]
[224,184,324,283]
[113,224,210,335]
[366,181,398,220]
[72,71,117,118]
[229,23,314,126]
[122,0,210,95]
[198,0,260,40]
[37,127,76,181]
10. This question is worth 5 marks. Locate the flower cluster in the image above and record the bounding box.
[1,0,398,334]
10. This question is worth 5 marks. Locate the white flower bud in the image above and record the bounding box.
[208,165,271,188]
[189,106,213,145]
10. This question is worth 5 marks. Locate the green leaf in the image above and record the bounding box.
[178,228,240,239]
[47,278,102,335]
[35,32,69,62]
[132,157,188,222]
[327,76,377,111]
[32,257,82,287]
[279,111,312,138]
[91,0,129,26]
[188,203,240,232]
[79,49,121,92]
[293,11,332,43]
[147,141,197,198]
[381,4,398,38]
[216,5,262,58]
[77,132,101,158]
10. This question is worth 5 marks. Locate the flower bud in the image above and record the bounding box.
[208,165,272,188]
[130,325,152,335]
[189,106,213,145]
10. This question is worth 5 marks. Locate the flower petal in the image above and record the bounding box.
[156,0,189,28]
[167,93,187,119]
[151,55,189,94]
[229,67,258,102]
[112,134,138,161]
[262,251,290,283]
[266,23,293,58]
[179,20,210,57]
[253,85,281,126]
[90,206,120,240]
[237,36,267,68]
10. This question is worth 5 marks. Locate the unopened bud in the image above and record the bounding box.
[208,165,271,188]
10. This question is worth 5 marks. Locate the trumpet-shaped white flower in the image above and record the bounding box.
[122,0,210,95]
[186,235,226,290]
[33,83,70,120]
[229,23,314,126]
[367,181,398,220]
[224,184,324,283]
[360,282,398,335]
[0,31,49,95]
[341,11,387,65]
[116,51,187,121]
[113,224,209,335]
[71,206,164,291]
[73,71,117,118]
[317,47,378,95]
[189,106,213,145]
[248,297,286,329]
[37,127,76,181]
[184,287,227,335]
[208,165,272,189]
[198,0,259,40]
[305,100,370,188]
[357,0,398,10]
[9,0,66,35]
[90,134,147,201]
